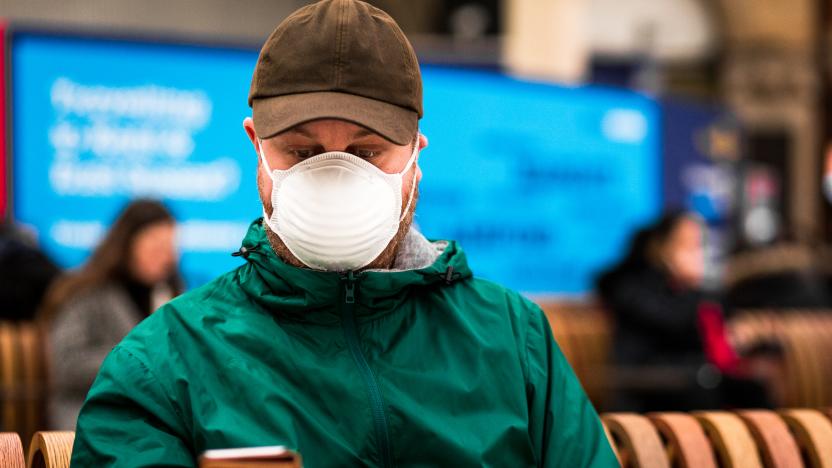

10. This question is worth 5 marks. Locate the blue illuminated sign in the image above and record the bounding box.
[12,33,659,294]
[417,67,660,294]
[12,33,260,286]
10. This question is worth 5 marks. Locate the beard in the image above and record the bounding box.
[259,169,419,272]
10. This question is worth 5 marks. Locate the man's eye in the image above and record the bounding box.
[355,149,379,159]
[291,149,317,159]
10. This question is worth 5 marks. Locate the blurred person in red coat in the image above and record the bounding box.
[597,210,780,411]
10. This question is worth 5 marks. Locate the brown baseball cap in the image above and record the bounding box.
[248,0,422,145]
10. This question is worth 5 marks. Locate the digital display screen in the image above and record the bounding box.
[11,32,659,294]
[12,33,260,286]
[417,67,660,294]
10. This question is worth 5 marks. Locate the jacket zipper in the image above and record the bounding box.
[341,271,393,468]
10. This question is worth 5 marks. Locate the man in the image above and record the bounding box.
[71,0,618,466]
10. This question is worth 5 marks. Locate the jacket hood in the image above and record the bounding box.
[234,219,472,322]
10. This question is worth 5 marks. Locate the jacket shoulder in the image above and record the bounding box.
[115,266,250,358]
[451,276,547,359]
[459,276,543,318]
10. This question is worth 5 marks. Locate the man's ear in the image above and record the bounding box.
[243,117,260,155]
[418,133,428,151]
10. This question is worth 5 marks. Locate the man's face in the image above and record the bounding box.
[243,117,428,270]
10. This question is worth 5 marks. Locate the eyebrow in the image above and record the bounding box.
[352,128,375,139]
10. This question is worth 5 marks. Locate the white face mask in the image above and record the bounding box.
[259,137,419,271]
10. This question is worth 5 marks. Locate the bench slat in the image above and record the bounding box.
[602,413,669,468]
[779,409,832,468]
[694,411,763,468]
[0,432,25,468]
[27,431,74,468]
[648,412,717,468]
[737,410,802,468]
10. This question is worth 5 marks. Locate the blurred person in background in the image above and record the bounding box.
[597,210,775,412]
[39,199,182,430]
[0,222,60,321]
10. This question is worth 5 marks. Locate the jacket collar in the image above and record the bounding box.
[235,219,472,322]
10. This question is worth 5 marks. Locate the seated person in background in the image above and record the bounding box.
[597,210,774,412]
[39,199,182,430]
[0,222,60,321]
[70,1,617,466]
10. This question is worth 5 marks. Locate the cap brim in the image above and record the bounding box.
[252,91,418,145]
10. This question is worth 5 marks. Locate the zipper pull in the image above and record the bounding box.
[343,271,357,304]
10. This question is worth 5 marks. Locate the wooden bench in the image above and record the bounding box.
[0,321,47,446]
[537,302,832,410]
[538,301,611,405]
[648,412,717,468]
[779,409,832,468]
[27,431,73,468]
[601,413,669,468]
[730,311,832,408]
[736,409,803,467]
[0,432,25,468]
[7,407,832,467]
[694,411,763,467]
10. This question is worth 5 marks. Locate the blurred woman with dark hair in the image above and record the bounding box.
[40,199,182,429]
[597,210,776,412]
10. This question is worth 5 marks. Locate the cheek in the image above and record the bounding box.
[401,167,420,198]
[140,246,163,271]
[132,246,154,278]
[134,239,174,279]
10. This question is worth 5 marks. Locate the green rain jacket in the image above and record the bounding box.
[71,220,618,467]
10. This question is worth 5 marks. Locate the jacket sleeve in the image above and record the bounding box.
[523,302,619,467]
[71,346,195,467]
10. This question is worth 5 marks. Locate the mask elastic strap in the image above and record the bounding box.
[399,135,420,222]
[398,135,420,176]
[400,168,418,222]
[257,138,273,175]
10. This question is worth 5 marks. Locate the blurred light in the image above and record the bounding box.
[601,109,648,143]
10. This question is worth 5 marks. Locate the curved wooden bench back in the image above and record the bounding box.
[808,314,832,406]
[736,410,803,468]
[601,420,621,465]
[787,316,825,407]
[27,432,74,468]
[539,304,832,410]
[18,323,45,446]
[0,432,25,468]
[779,409,832,468]
[648,412,717,468]
[729,311,832,408]
[0,321,47,446]
[601,413,669,468]
[538,302,610,405]
[0,322,19,432]
[694,411,763,468]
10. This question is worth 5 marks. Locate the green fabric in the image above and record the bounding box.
[71,220,618,467]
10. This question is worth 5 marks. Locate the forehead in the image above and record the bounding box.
[277,119,383,141]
